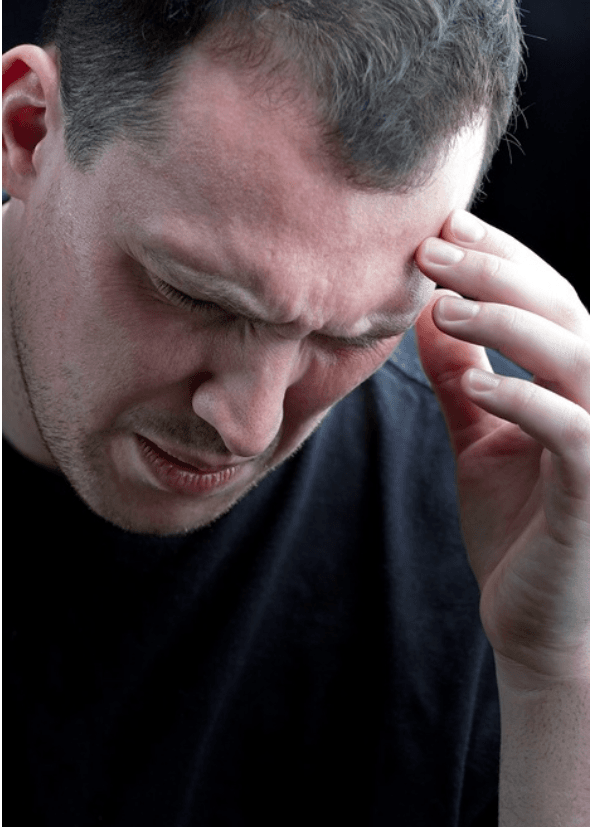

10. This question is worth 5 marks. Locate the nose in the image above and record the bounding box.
[190,339,303,458]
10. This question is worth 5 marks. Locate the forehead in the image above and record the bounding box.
[87,43,486,330]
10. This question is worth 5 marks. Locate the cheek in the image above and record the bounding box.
[87,267,209,391]
[11,258,91,397]
[90,313,209,398]
[285,340,399,421]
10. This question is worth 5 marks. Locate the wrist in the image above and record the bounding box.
[493,649,590,697]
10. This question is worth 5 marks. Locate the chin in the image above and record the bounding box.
[74,467,266,537]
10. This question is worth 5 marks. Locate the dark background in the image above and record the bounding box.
[3,1,589,306]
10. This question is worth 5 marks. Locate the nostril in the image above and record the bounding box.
[188,371,214,398]
[189,356,292,458]
[217,412,283,459]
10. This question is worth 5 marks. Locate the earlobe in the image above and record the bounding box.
[2,45,61,200]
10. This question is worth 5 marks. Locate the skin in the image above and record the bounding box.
[2,43,486,536]
[3,38,590,823]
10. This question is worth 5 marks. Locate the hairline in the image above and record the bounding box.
[49,14,498,196]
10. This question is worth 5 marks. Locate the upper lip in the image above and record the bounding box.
[138,434,244,472]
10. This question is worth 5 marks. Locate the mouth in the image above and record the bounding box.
[135,434,243,496]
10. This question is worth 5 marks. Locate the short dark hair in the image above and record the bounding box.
[40,0,524,190]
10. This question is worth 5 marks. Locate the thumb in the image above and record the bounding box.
[415,290,496,456]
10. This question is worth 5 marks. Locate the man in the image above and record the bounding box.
[3,1,589,825]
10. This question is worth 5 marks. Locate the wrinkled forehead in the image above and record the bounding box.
[77,40,488,338]
[158,19,495,192]
[133,41,487,231]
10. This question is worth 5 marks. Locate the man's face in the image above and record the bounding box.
[4,45,486,535]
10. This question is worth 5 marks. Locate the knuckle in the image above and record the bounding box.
[560,407,590,454]
[473,251,503,285]
[549,280,590,336]
[518,376,539,408]
[492,232,520,263]
[487,301,519,337]
[571,339,591,378]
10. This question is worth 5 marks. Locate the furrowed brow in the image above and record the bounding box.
[323,323,408,348]
[138,243,420,345]
[138,244,266,322]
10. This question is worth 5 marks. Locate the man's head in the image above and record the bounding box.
[2,1,522,536]
[39,0,523,189]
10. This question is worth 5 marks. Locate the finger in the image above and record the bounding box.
[442,209,552,272]
[415,290,499,455]
[462,369,590,505]
[415,213,589,340]
[433,295,590,411]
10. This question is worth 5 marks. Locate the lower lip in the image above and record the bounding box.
[136,435,241,496]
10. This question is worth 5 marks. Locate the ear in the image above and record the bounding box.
[2,45,62,201]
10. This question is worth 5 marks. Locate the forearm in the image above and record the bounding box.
[496,657,589,827]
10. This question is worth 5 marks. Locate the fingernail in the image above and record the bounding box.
[450,211,486,243]
[465,368,500,392]
[437,295,478,321]
[423,238,465,265]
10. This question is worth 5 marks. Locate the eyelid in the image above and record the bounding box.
[153,275,223,314]
[326,335,397,353]
[151,273,402,349]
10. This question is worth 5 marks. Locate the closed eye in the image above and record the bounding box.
[317,333,398,356]
[152,273,401,352]
[153,276,223,315]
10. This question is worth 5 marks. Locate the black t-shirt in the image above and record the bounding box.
[6,331,527,826]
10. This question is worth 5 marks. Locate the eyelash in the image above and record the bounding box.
[154,277,222,314]
[152,274,394,354]
[328,337,388,356]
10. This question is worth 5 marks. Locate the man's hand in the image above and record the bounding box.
[414,209,589,687]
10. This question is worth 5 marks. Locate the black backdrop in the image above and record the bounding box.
[3,0,589,306]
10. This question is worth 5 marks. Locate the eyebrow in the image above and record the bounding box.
[137,243,420,345]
